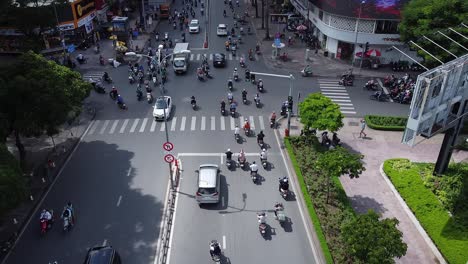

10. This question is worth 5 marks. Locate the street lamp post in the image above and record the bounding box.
[352,0,365,66]
[125,49,190,190]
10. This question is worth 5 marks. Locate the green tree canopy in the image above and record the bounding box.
[0,51,91,166]
[299,93,344,132]
[399,0,468,67]
[0,143,27,215]
[341,210,408,264]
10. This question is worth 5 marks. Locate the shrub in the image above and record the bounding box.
[365,115,407,131]
[0,144,28,216]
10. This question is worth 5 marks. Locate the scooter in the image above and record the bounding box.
[147,93,153,104]
[261,158,267,169]
[221,107,226,116]
[129,75,135,84]
[270,118,276,128]
[231,108,236,117]
[136,90,143,101]
[254,98,260,108]
[242,95,247,104]
[257,82,264,92]
[93,82,106,94]
[251,170,258,183]
[301,68,313,77]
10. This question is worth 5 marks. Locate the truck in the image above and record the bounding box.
[159,4,170,19]
[172,43,190,74]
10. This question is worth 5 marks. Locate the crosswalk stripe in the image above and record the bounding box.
[220,116,225,130]
[150,119,157,132]
[259,116,265,130]
[331,99,351,102]
[229,53,233,60]
[191,116,196,130]
[129,119,140,133]
[201,116,206,130]
[88,120,100,135]
[230,117,235,130]
[326,95,350,99]
[321,87,346,90]
[109,120,119,134]
[190,54,194,60]
[340,106,355,110]
[209,54,213,60]
[196,54,200,60]
[322,92,349,96]
[341,111,357,114]
[171,117,177,131]
[204,54,208,60]
[255,54,259,61]
[180,116,186,131]
[249,116,255,130]
[139,118,148,132]
[120,119,129,133]
[336,103,353,106]
[211,116,215,130]
[160,122,166,131]
[100,120,110,134]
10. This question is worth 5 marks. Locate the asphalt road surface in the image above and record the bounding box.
[3,0,410,263]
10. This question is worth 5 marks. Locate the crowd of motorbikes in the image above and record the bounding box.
[367,73,414,104]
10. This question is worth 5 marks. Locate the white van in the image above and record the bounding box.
[195,164,220,205]
[172,43,190,73]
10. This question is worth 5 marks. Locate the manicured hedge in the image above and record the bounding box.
[383,159,468,264]
[285,138,334,264]
[365,115,407,131]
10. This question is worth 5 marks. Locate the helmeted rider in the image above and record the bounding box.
[249,161,258,173]
[243,118,250,131]
[238,148,246,163]
[209,240,222,258]
[257,130,265,144]
[191,96,196,105]
[242,89,247,100]
[234,125,240,137]
[225,148,233,161]
[260,148,267,161]
[62,202,74,226]
[279,177,289,192]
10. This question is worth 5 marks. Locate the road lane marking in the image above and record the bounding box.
[228,53,232,60]
[330,99,351,102]
[99,120,110,134]
[223,235,226,249]
[211,116,215,130]
[178,152,260,156]
[220,117,225,130]
[88,120,100,135]
[191,116,196,130]
[322,92,349,95]
[190,54,194,60]
[340,106,355,110]
[249,116,255,130]
[196,54,200,60]
[326,95,350,99]
[230,117,235,130]
[201,116,206,130]
[160,122,166,131]
[259,116,265,130]
[109,120,119,134]
[171,117,177,131]
[180,116,186,131]
[139,118,148,132]
[341,111,357,114]
[120,119,129,133]
[209,54,213,60]
[220,154,223,164]
[336,103,353,106]
[150,119,157,132]
[130,118,140,133]
[116,195,122,207]
[127,168,132,176]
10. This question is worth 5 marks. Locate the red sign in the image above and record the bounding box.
[164,154,175,163]
[163,142,174,151]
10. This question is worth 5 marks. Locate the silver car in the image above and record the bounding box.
[195,164,220,205]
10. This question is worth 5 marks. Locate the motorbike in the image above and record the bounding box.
[191,100,197,110]
[147,93,153,104]
[251,170,258,183]
[364,80,379,91]
[129,75,135,84]
[152,76,158,87]
[197,72,204,81]
[234,74,239,82]
[244,127,250,136]
[257,82,264,92]
[231,108,236,117]
[221,107,226,116]
[235,132,240,141]
[99,56,105,66]
[240,60,246,68]
[261,157,267,169]
[93,82,106,94]
[301,68,313,77]
[338,76,353,86]
[39,210,54,235]
[257,213,267,237]
[270,118,275,128]
[238,158,246,169]
[109,92,117,100]
[280,187,288,199]
[274,203,287,227]
[258,139,265,149]
[228,81,233,90]
[136,90,143,101]
[242,95,247,104]
[103,76,112,84]
[226,159,233,169]
[118,102,128,110]
[370,92,389,102]
[63,216,72,232]
[254,98,260,108]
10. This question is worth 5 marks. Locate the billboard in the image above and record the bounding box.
[402,54,468,146]
[309,0,409,20]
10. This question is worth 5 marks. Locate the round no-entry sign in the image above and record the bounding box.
[164,154,175,163]
[163,142,174,151]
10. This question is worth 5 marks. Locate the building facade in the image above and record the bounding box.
[290,0,419,64]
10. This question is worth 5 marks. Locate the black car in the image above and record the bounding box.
[84,245,122,264]
[213,53,226,67]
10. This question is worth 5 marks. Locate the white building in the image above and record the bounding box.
[290,0,418,64]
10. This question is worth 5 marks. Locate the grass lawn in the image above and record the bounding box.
[383,159,468,264]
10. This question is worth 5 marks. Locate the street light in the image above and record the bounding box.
[125,49,190,190]
[352,0,365,67]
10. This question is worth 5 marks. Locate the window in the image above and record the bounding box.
[375,20,399,34]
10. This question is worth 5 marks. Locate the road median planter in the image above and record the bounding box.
[365,115,407,131]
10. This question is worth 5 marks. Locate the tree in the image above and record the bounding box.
[341,210,408,263]
[399,0,468,67]
[315,147,364,204]
[299,93,344,132]
[0,51,91,167]
[0,143,28,215]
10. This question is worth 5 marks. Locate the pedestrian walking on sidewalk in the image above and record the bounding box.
[359,119,367,138]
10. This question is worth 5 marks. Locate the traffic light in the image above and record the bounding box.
[364,42,370,54]
[287,96,293,111]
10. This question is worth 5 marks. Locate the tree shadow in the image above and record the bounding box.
[348,195,387,215]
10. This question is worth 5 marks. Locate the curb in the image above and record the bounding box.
[378,163,447,264]
[0,109,96,264]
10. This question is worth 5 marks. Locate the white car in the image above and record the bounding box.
[153,96,172,120]
[217,24,228,36]
[189,20,200,33]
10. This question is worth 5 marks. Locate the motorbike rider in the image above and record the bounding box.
[210,240,222,258]
[242,89,247,100]
[254,93,260,104]
[250,161,259,174]
[257,130,265,144]
[238,148,246,163]
[234,125,240,138]
[270,111,277,123]
[257,79,263,89]
[40,209,53,223]
[220,100,226,111]
[110,86,118,99]
[257,211,266,224]
[227,78,233,89]
[243,118,250,131]
[279,176,289,192]
[260,148,267,161]
[225,148,233,161]
[190,96,196,106]
[233,68,238,79]
[62,202,74,226]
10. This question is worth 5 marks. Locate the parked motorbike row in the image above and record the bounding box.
[383,73,414,104]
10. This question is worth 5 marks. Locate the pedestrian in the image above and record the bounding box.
[359,119,367,138]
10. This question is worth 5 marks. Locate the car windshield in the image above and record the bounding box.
[174,60,185,67]
[156,99,167,109]
[190,22,198,26]
[215,55,223,60]
[218,25,226,30]
[198,187,216,195]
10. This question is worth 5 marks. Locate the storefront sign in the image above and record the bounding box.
[58,23,76,31]
[382,37,401,42]
[77,11,96,28]
[73,0,96,21]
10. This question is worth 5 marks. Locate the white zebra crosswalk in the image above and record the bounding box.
[318,79,356,115]
[86,115,266,136]
[82,71,105,81]
[189,52,259,62]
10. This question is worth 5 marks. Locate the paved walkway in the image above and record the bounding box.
[277,116,468,264]
[246,1,419,79]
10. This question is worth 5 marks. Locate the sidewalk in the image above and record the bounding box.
[0,101,95,261]
[277,116,468,264]
[247,2,404,79]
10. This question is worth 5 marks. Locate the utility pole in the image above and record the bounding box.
[261,0,265,29]
[264,0,270,40]
[254,0,259,18]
